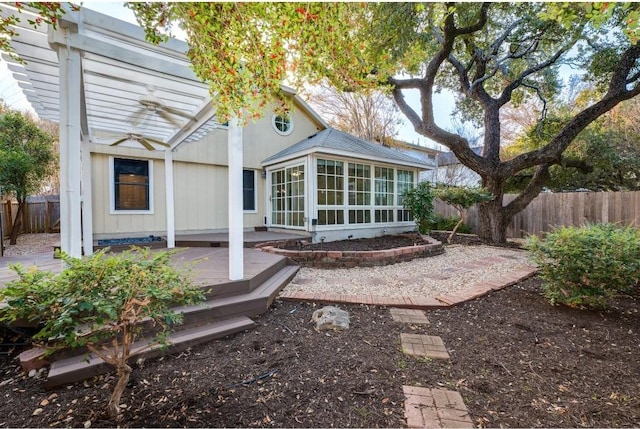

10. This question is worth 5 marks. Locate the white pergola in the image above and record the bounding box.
[0,4,246,279]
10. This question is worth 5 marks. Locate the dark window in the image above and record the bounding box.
[243,169,256,211]
[114,158,149,211]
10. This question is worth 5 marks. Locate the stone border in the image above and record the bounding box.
[256,234,445,268]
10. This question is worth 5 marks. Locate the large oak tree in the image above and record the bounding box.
[5,2,640,243]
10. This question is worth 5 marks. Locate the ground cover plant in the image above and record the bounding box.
[0,248,204,418]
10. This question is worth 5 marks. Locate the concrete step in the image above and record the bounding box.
[45,316,255,389]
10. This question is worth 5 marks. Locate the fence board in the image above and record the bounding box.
[434,190,640,238]
[1,198,60,237]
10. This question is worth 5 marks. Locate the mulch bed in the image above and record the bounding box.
[280,233,424,251]
[1,273,639,427]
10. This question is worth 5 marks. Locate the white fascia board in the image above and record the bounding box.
[280,84,329,129]
[262,148,433,170]
[80,7,188,54]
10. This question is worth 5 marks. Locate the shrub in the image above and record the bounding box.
[429,214,473,234]
[402,181,435,234]
[526,223,640,309]
[0,247,205,417]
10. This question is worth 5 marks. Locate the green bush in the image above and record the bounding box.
[0,247,205,417]
[526,223,640,309]
[430,214,473,234]
[402,181,435,234]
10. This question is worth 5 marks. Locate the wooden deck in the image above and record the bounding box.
[174,230,311,248]
[1,247,300,387]
[1,247,289,287]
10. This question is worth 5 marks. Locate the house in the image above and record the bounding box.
[92,91,434,245]
[429,147,483,186]
[1,4,435,260]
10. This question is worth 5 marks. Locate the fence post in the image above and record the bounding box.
[45,200,51,233]
[22,201,29,234]
[5,200,12,237]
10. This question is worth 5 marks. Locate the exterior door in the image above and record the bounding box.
[271,164,305,229]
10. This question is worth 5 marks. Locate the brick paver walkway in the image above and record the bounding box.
[390,308,430,324]
[403,386,474,428]
[400,333,450,359]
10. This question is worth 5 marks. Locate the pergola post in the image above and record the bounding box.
[81,144,93,256]
[228,117,244,280]
[57,29,83,259]
[165,150,176,248]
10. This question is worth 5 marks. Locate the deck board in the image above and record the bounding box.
[0,248,288,289]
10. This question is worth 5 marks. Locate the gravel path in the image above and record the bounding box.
[2,233,59,257]
[284,244,534,298]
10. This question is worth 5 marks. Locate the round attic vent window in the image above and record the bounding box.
[272,114,293,136]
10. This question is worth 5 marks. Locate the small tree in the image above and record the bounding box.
[402,181,435,234]
[434,186,493,243]
[0,108,57,244]
[0,248,205,418]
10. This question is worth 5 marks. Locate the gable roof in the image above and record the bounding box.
[437,146,484,166]
[262,128,435,169]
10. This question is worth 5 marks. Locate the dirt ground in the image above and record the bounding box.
[1,234,639,427]
[1,275,639,428]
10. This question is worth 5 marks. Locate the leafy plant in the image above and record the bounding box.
[0,108,57,244]
[526,223,640,309]
[0,247,205,417]
[429,214,473,235]
[434,186,493,243]
[402,181,435,234]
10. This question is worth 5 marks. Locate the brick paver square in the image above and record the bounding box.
[390,308,430,324]
[400,333,450,359]
[403,386,473,428]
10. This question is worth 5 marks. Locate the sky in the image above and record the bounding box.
[0,2,455,151]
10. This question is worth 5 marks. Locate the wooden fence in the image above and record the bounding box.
[1,198,60,237]
[434,190,640,238]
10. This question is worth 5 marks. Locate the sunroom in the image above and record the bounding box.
[262,128,435,242]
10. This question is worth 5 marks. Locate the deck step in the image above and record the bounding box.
[45,316,255,389]
[179,265,300,326]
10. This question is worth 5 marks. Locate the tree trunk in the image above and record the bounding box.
[477,178,509,243]
[107,363,132,418]
[9,199,24,245]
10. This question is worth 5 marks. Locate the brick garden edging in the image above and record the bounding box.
[256,234,445,268]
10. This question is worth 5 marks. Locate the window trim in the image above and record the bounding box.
[109,157,154,215]
[243,169,258,213]
[271,113,294,136]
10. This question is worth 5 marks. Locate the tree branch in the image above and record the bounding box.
[453,2,490,36]
[498,45,570,106]
[503,164,550,219]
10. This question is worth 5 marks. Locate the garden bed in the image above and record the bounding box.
[257,233,444,268]
[1,276,638,427]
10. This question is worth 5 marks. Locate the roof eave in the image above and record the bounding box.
[262,147,434,170]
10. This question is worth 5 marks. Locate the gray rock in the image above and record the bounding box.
[311,306,350,332]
